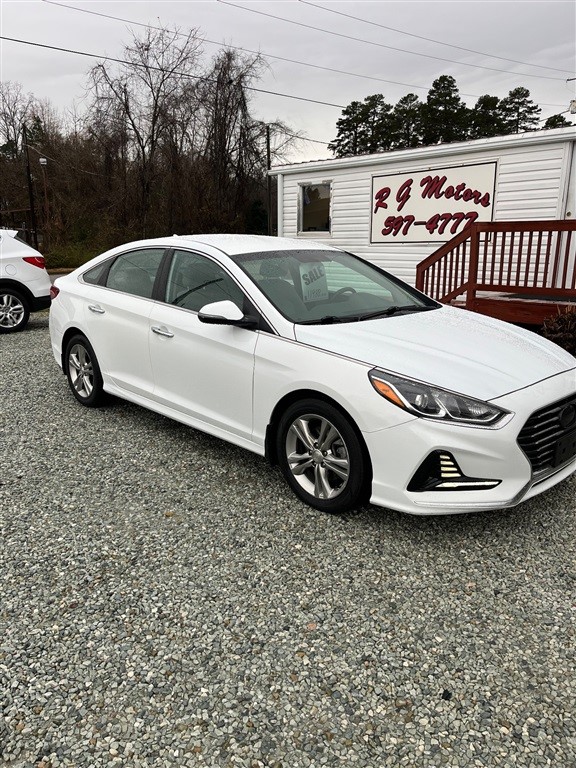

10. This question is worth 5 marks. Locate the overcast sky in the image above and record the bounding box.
[1,0,575,162]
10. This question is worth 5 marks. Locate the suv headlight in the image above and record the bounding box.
[368,369,510,427]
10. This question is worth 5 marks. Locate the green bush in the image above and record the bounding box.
[541,307,576,357]
[45,243,104,270]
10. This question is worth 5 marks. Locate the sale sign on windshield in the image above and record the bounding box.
[371,162,496,243]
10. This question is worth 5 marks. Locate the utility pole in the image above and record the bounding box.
[22,123,39,250]
[39,157,49,252]
[266,124,272,236]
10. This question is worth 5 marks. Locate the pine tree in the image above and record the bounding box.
[422,76,469,145]
[469,95,506,139]
[328,94,393,157]
[388,93,423,149]
[328,77,553,157]
[328,101,364,157]
[498,87,541,133]
[543,113,573,129]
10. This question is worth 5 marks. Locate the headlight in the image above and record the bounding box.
[368,369,510,427]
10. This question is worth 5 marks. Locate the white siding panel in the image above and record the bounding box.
[493,145,567,221]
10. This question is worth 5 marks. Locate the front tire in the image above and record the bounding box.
[276,399,369,514]
[65,334,105,407]
[0,289,29,333]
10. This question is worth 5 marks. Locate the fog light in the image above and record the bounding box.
[407,452,501,492]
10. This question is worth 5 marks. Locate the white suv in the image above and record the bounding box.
[0,229,52,333]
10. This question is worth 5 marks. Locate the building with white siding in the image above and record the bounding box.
[270,127,576,286]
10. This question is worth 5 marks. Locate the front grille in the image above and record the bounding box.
[517,394,576,474]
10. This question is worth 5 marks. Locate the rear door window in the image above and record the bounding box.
[82,261,109,285]
[106,249,165,298]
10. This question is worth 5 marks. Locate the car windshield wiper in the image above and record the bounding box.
[357,305,437,321]
[298,315,349,325]
[298,305,438,325]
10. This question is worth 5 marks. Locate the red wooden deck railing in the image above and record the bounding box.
[415,220,576,324]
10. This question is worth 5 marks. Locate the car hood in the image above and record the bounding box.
[294,305,576,401]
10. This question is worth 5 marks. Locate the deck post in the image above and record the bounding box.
[465,225,480,311]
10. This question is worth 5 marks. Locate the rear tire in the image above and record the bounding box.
[0,288,29,333]
[65,334,105,407]
[276,399,369,514]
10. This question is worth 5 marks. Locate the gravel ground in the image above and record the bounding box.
[1,311,575,768]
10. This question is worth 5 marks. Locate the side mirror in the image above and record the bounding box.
[198,300,258,329]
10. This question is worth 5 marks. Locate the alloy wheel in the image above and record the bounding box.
[0,292,26,330]
[285,414,350,500]
[68,343,95,400]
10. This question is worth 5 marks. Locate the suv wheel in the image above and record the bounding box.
[0,288,30,333]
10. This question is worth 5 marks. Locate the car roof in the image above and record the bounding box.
[75,234,345,270]
[170,234,343,256]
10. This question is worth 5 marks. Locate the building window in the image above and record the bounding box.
[300,183,331,233]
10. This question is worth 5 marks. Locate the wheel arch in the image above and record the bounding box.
[60,326,87,370]
[265,388,373,482]
[0,279,33,304]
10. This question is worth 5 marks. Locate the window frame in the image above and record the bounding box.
[159,248,275,334]
[163,248,247,313]
[297,181,332,236]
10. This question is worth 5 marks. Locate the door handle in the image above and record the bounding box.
[88,304,105,314]
[151,325,174,338]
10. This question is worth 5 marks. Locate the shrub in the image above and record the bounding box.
[44,242,105,270]
[541,307,576,357]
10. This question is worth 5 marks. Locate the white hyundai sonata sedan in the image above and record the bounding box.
[49,235,576,515]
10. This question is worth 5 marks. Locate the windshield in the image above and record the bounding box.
[233,249,437,324]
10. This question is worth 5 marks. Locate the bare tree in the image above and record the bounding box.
[89,26,203,235]
[194,49,271,229]
[1,25,300,254]
[0,81,37,158]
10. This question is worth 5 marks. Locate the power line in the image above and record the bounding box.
[4,19,571,152]
[0,35,345,110]
[537,109,573,124]
[26,143,106,177]
[217,0,568,82]
[299,0,572,75]
[39,0,472,98]
[41,0,569,108]
[284,132,329,146]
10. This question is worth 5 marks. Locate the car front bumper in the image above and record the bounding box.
[365,368,576,515]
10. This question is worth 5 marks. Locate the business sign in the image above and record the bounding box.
[371,162,496,243]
